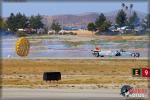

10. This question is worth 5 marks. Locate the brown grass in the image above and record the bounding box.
[1,59,149,88]
[95,36,149,41]
[66,30,93,36]
[66,30,149,41]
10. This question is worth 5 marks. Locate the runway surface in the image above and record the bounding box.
[3,57,149,60]
[1,88,149,100]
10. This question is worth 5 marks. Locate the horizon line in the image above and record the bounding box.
[2,9,148,18]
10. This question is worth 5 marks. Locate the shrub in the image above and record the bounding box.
[16,31,28,37]
[63,32,77,35]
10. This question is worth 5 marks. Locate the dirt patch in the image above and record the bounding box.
[1,59,149,88]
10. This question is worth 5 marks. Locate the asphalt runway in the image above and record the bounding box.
[4,57,149,60]
[1,88,149,100]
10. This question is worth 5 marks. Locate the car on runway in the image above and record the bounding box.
[92,48,140,57]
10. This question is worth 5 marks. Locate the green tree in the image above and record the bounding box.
[15,13,28,29]
[0,17,2,28]
[101,21,111,31]
[51,20,61,34]
[6,13,28,32]
[6,13,17,32]
[116,9,127,27]
[147,14,150,28]
[128,11,138,29]
[29,14,44,31]
[95,13,110,32]
[87,22,96,33]
[0,19,8,30]
[1,21,8,31]
[95,13,106,29]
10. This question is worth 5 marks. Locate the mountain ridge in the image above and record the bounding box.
[41,10,147,28]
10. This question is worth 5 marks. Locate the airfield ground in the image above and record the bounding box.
[27,31,149,42]
[1,34,149,88]
[1,59,149,89]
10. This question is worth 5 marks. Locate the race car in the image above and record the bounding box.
[92,48,140,57]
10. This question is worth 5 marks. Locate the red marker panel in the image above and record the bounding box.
[141,68,150,77]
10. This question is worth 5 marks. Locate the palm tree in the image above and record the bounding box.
[124,6,128,17]
[121,3,125,11]
[130,4,133,16]
[125,6,128,11]
[126,6,129,18]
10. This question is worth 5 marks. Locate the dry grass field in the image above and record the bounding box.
[68,30,93,36]
[27,31,149,43]
[1,59,149,88]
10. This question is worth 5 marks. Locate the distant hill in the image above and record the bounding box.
[42,12,99,28]
[42,10,147,28]
[3,10,147,28]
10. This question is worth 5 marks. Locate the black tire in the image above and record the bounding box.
[131,53,136,57]
[100,55,104,57]
[115,52,121,56]
[92,51,96,56]
[131,53,140,57]
[135,53,140,57]
[95,52,99,57]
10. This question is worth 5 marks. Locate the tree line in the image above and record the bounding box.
[0,13,62,35]
[0,13,44,32]
[87,3,150,34]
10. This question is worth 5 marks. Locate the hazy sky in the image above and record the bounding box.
[2,1,148,17]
